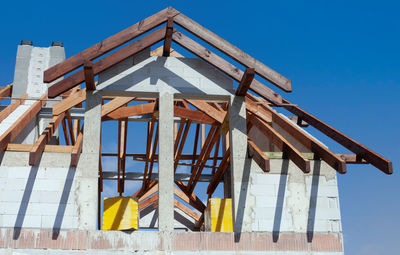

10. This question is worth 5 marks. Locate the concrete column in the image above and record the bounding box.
[229,95,252,233]
[158,91,174,235]
[75,90,102,229]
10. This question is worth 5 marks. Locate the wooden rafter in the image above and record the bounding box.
[0,94,46,152]
[191,124,200,173]
[174,199,200,221]
[207,148,230,195]
[172,30,282,105]
[236,68,255,96]
[61,118,70,145]
[248,138,270,172]
[174,106,217,125]
[163,18,174,57]
[249,113,310,173]
[65,110,76,145]
[53,89,86,116]
[173,12,292,92]
[174,118,186,155]
[44,7,180,84]
[29,113,65,165]
[7,144,73,153]
[0,93,28,122]
[71,129,84,166]
[151,46,184,57]
[185,99,226,124]
[142,114,156,190]
[174,120,192,172]
[104,102,156,120]
[138,183,159,202]
[83,60,96,90]
[0,84,12,103]
[101,97,133,117]
[173,186,206,212]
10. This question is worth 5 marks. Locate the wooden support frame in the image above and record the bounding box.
[53,89,86,116]
[0,94,46,152]
[7,144,73,153]
[185,99,226,124]
[44,7,180,83]
[207,148,230,195]
[29,113,65,165]
[83,60,96,90]
[173,186,206,212]
[142,114,157,189]
[65,110,76,145]
[71,129,84,166]
[61,118,70,145]
[101,97,134,117]
[172,30,282,105]
[174,120,192,172]
[104,102,156,120]
[0,84,12,100]
[236,68,255,96]
[249,113,311,173]
[174,199,200,221]
[163,18,174,57]
[248,138,270,172]
[117,118,128,195]
[174,106,217,125]
[0,93,28,122]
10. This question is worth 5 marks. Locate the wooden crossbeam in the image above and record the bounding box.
[7,144,73,153]
[249,114,310,173]
[83,60,96,90]
[117,119,128,195]
[250,95,347,173]
[185,99,226,124]
[173,187,205,212]
[172,30,282,105]
[280,98,392,174]
[174,106,217,125]
[101,97,133,117]
[236,68,255,96]
[138,183,159,202]
[104,102,156,120]
[174,120,192,172]
[207,148,230,195]
[48,27,167,98]
[44,7,179,83]
[0,94,46,152]
[245,97,272,123]
[53,89,86,116]
[248,138,270,172]
[163,18,174,57]
[71,129,84,166]
[173,13,292,92]
[139,193,159,211]
[29,113,65,165]
[174,199,200,221]
[0,93,28,122]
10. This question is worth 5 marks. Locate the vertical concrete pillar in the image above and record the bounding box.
[158,91,174,235]
[75,90,102,229]
[229,95,252,233]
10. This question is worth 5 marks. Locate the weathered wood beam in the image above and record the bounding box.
[71,129,84,166]
[163,18,174,57]
[248,138,270,172]
[104,102,156,120]
[212,135,220,174]
[185,99,225,124]
[101,97,133,117]
[48,27,167,98]
[173,13,292,92]
[250,95,347,173]
[29,113,65,165]
[53,89,86,116]
[44,7,179,83]
[249,114,311,173]
[172,30,282,105]
[0,93,28,122]
[174,106,217,125]
[0,94,46,152]
[83,60,96,90]
[7,144,73,153]
[236,68,255,96]
[281,98,392,174]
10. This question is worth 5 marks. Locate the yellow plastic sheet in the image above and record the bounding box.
[207,198,233,232]
[102,196,138,230]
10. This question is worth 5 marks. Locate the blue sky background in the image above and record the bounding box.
[0,0,399,254]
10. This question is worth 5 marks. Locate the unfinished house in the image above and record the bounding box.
[0,7,393,254]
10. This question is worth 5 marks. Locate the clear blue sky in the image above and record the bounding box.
[0,0,399,254]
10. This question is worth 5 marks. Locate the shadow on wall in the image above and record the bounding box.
[12,155,76,240]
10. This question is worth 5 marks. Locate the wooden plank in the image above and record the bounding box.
[0,84,12,102]
[138,184,159,202]
[0,93,28,122]
[174,199,200,221]
[7,144,73,153]
[250,95,347,173]
[83,60,96,90]
[174,106,216,125]
[29,113,65,165]
[173,14,292,92]
[0,94,46,152]
[250,114,310,173]
[104,102,156,120]
[163,18,174,57]
[245,97,272,123]
[185,99,225,124]
[236,68,255,96]
[44,7,180,83]
[101,97,133,117]
[53,89,86,115]
[48,27,167,98]
[71,130,84,166]
[281,98,392,174]
[173,187,205,212]
[248,139,270,172]
[172,30,282,105]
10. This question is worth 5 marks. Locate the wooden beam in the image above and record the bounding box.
[7,144,73,153]
[172,30,282,105]
[0,94,46,152]
[117,118,128,195]
[138,184,159,203]
[139,193,159,211]
[71,129,84,166]
[29,113,65,165]
[48,27,167,98]
[245,97,272,123]
[281,98,392,174]
[0,84,12,102]
[0,93,28,122]
[173,187,205,212]
[151,46,184,57]
[44,7,179,83]
[337,154,368,164]
[185,99,226,124]
[104,102,156,120]
[145,125,159,189]
[236,68,255,96]
[65,111,76,145]
[248,139,270,172]
[174,106,217,125]
[101,97,133,117]
[53,89,86,116]
[163,18,174,57]
[191,124,200,173]
[173,13,292,92]
[250,95,347,173]
[174,199,200,222]
[174,120,192,172]
[61,118,70,146]
[83,60,96,90]
[207,148,230,195]
[174,118,186,155]
[249,114,311,173]
[212,135,220,174]
[142,114,156,189]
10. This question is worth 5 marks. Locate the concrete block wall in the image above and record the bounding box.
[0,151,79,230]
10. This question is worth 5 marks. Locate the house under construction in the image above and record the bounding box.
[0,7,393,254]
